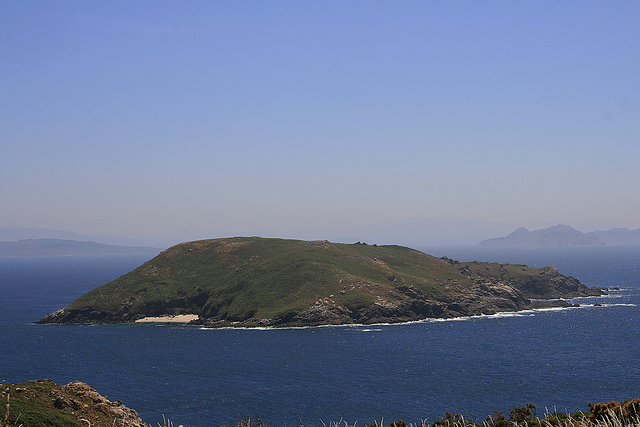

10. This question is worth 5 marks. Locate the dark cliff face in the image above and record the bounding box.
[511,267,603,299]
[37,237,606,328]
[38,307,134,325]
[198,273,601,329]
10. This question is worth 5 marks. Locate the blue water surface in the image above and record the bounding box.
[0,247,638,427]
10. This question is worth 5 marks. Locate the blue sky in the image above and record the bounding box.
[1,1,639,242]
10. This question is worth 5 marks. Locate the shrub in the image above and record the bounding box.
[588,398,640,423]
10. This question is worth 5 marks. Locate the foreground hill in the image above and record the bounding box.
[479,225,605,247]
[38,237,604,327]
[2,379,638,427]
[0,380,148,427]
[0,239,162,256]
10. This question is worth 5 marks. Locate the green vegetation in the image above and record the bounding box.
[1,380,147,427]
[37,237,604,327]
[1,381,80,427]
[223,401,639,427]
[162,401,640,427]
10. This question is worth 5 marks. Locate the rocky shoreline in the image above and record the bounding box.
[189,262,606,329]
[193,284,601,329]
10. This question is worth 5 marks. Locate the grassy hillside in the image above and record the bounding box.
[38,237,603,327]
[0,380,147,427]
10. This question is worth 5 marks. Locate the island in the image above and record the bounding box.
[37,237,605,328]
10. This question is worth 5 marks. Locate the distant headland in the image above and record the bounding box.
[0,239,162,256]
[37,237,604,328]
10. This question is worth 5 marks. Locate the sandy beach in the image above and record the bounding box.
[134,314,199,323]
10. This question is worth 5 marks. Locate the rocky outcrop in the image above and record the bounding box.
[510,267,603,299]
[53,381,147,426]
[0,379,148,427]
[197,275,593,328]
[443,280,529,316]
[38,307,138,325]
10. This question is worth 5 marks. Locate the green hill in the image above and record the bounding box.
[37,237,604,327]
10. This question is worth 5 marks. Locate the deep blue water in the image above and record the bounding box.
[1,247,639,427]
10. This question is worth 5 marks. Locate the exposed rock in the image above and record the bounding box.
[511,273,602,299]
[0,379,148,427]
[445,280,529,315]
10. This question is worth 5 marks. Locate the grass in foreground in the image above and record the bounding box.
[2,387,639,427]
[159,401,640,427]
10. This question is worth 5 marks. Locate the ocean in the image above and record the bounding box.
[1,246,639,427]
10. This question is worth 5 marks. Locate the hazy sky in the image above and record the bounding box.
[1,1,639,240]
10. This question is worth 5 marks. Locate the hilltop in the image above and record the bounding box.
[38,237,604,328]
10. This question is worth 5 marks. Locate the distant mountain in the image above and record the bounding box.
[0,227,173,248]
[479,225,606,247]
[288,217,561,247]
[586,227,640,245]
[1,220,537,248]
[0,239,163,256]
